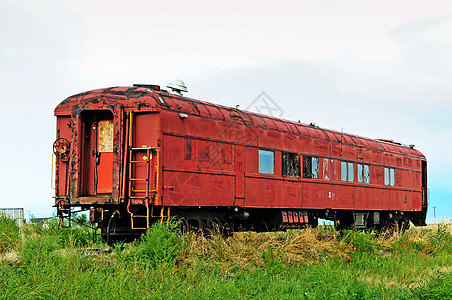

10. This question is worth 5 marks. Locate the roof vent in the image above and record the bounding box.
[166,79,187,96]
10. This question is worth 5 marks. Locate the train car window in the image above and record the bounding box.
[364,165,370,183]
[98,120,113,152]
[390,168,395,186]
[357,164,363,183]
[282,152,301,178]
[341,161,347,181]
[303,156,319,179]
[384,168,389,185]
[348,162,354,182]
[303,157,312,178]
[312,157,319,178]
[323,159,330,180]
[259,150,274,174]
[330,159,339,181]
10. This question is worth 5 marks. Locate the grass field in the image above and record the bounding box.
[1,215,451,299]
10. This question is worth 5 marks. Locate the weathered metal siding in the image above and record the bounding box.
[161,110,236,207]
[55,116,72,201]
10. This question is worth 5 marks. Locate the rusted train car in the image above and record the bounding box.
[53,82,427,239]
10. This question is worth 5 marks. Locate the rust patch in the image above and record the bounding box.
[103,87,149,98]
[74,196,116,205]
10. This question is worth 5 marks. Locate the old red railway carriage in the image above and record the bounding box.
[53,84,427,239]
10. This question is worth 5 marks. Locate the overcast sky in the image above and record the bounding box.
[1,0,451,221]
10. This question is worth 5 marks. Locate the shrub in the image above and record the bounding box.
[262,247,284,275]
[0,214,21,253]
[33,214,93,248]
[341,230,380,254]
[131,221,185,268]
[20,233,59,267]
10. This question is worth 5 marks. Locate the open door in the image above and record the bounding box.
[80,110,114,196]
[96,120,113,194]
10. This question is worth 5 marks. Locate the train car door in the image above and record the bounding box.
[96,120,113,194]
[80,110,114,196]
[129,112,161,205]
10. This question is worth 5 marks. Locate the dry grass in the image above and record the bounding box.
[180,227,353,271]
[178,222,452,285]
[0,251,18,265]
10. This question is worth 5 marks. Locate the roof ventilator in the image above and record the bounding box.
[167,79,188,96]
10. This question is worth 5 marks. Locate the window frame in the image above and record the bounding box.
[303,156,319,179]
[357,164,370,184]
[357,164,363,183]
[384,167,395,186]
[341,161,347,181]
[348,162,354,182]
[312,157,319,178]
[282,152,301,178]
[340,161,355,182]
[384,167,389,185]
[258,149,275,174]
[364,165,370,183]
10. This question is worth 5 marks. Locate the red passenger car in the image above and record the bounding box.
[53,83,427,239]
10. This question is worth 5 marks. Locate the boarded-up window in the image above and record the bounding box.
[323,159,330,181]
[222,143,232,164]
[185,137,192,160]
[198,140,210,162]
[98,120,113,152]
[282,152,301,178]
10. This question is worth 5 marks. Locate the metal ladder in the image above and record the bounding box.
[127,147,159,230]
[56,199,72,227]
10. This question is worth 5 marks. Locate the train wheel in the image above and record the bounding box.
[205,218,234,238]
[308,213,319,228]
[177,218,190,234]
[334,219,354,230]
[100,211,142,245]
[398,218,410,233]
[334,212,354,230]
[221,222,234,237]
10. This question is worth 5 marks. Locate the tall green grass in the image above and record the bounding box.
[0,215,20,253]
[1,215,451,299]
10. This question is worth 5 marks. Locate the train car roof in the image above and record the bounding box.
[55,85,425,159]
